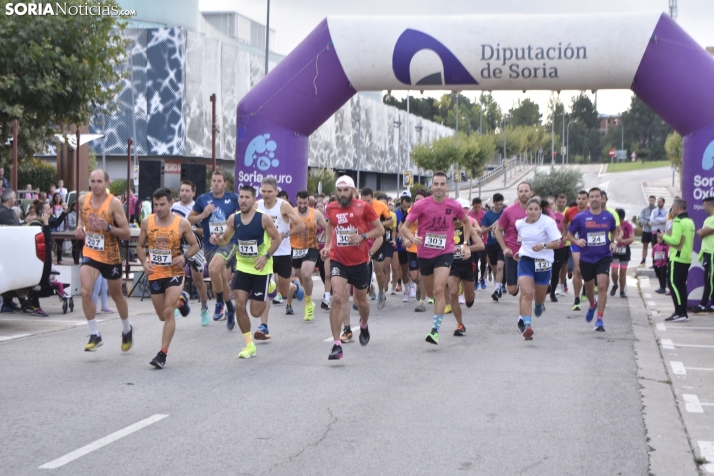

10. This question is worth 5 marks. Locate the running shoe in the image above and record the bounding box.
[410,284,416,299]
[31,306,48,317]
[174,309,180,320]
[285,304,294,315]
[121,325,134,352]
[550,293,558,303]
[692,304,708,314]
[321,300,331,310]
[150,351,167,369]
[572,299,581,311]
[328,344,343,360]
[377,291,386,310]
[100,307,114,314]
[426,328,439,345]
[594,319,605,332]
[609,285,618,297]
[84,334,103,352]
[239,343,257,359]
[359,324,370,346]
[665,314,689,322]
[428,297,434,305]
[517,318,526,332]
[458,295,466,304]
[480,279,487,290]
[200,307,210,326]
[178,291,190,317]
[226,309,235,331]
[369,291,376,301]
[402,289,410,303]
[497,288,503,298]
[254,324,271,340]
[213,301,225,321]
[444,305,452,314]
[293,281,304,301]
[453,324,466,336]
[391,285,397,295]
[564,283,569,293]
[639,259,646,267]
[304,302,315,321]
[0,303,15,313]
[620,291,627,299]
[396,283,403,292]
[268,281,276,294]
[491,291,499,302]
[534,303,545,317]
[655,288,666,294]
[352,303,358,311]
[272,293,284,305]
[585,301,597,323]
[523,326,534,340]
[415,302,426,312]
[340,328,353,343]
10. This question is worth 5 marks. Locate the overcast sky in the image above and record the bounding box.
[199,0,714,117]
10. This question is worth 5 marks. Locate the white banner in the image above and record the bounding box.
[328,13,661,91]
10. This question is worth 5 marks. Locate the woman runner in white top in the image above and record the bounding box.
[513,198,562,341]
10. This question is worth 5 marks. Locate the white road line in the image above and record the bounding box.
[661,339,675,350]
[683,394,704,413]
[644,293,652,298]
[672,343,714,349]
[39,414,168,469]
[670,361,687,375]
[598,165,604,177]
[698,441,714,473]
[687,367,714,372]
[656,323,667,331]
[0,334,30,342]
[702,403,714,406]
[664,327,714,331]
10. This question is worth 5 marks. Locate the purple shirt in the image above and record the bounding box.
[497,203,528,253]
[568,209,617,264]
[406,197,466,259]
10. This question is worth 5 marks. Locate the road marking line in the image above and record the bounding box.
[702,403,714,406]
[644,293,652,298]
[646,300,657,307]
[0,334,30,342]
[663,327,714,331]
[683,394,704,413]
[39,414,168,469]
[670,361,687,375]
[672,343,714,349]
[656,323,667,331]
[661,339,675,350]
[598,165,604,177]
[698,441,714,473]
[686,367,714,372]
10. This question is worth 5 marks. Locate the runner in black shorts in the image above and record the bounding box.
[480,193,506,301]
[494,183,534,299]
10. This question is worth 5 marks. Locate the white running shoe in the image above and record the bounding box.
[402,289,410,303]
[458,295,466,304]
[410,284,416,299]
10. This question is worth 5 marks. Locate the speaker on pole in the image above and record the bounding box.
[138,159,164,201]
[180,163,207,197]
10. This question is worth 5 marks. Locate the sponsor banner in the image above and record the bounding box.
[236,116,308,202]
[328,13,660,91]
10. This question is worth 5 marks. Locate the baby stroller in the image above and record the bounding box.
[26,270,75,315]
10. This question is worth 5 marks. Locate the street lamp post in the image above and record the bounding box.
[503,113,511,187]
[353,100,362,189]
[393,119,402,192]
[550,103,555,165]
[620,115,624,150]
[562,112,568,165]
[415,122,423,187]
[264,0,270,75]
[567,119,576,165]
[453,92,459,198]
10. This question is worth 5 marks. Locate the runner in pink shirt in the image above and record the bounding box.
[493,182,534,299]
[469,197,489,289]
[400,172,472,346]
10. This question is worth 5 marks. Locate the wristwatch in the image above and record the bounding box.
[361,233,367,241]
[265,253,271,260]
[369,250,374,257]
[107,224,113,232]
[283,231,289,239]
[541,243,547,249]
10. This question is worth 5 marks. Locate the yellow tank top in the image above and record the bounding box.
[146,214,184,280]
[406,207,418,253]
[82,193,121,265]
[291,208,318,250]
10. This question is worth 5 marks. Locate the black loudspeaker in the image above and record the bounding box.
[181,163,207,197]
[138,159,164,201]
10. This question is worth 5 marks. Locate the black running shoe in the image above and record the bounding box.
[610,285,618,297]
[150,351,167,369]
[285,304,294,315]
[692,305,707,314]
[84,334,103,352]
[121,325,134,352]
[550,293,558,303]
[359,325,370,346]
[328,344,343,360]
[321,300,330,311]
[517,318,526,333]
[491,291,499,302]
[453,324,466,336]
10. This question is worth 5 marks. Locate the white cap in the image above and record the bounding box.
[457,198,471,209]
[400,190,411,198]
[335,175,355,189]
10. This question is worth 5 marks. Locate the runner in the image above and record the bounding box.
[610,209,634,298]
[136,188,200,368]
[189,170,239,328]
[395,194,413,303]
[469,198,488,290]
[399,172,472,345]
[210,186,282,358]
[548,197,568,302]
[514,198,562,340]
[291,190,328,322]
[75,170,133,352]
[494,182,534,300]
[255,176,305,339]
[555,193,570,295]
[638,195,657,266]
[322,176,384,360]
[379,195,399,295]
[562,190,589,310]
[480,193,506,301]
[315,200,332,310]
[449,199,484,336]
[567,188,620,332]
[360,187,393,309]
[400,191,428,310]
[171,180,210,324]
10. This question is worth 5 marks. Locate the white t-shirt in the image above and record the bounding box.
[515,214,562,262]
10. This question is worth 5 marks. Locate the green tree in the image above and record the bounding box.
[307,168,336,195]
[664,132,682,169]
[459,133,495,180]
[411,135,459,173]
[621,96,673,161]
[531,167,585,202]
[0,1,129,165]
[509,98,542,127]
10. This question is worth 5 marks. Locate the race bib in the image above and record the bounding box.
[292,248,308,259]
[535,259,552,271]
[238,240,258,256]
[86,233,105,251]
[425,233,447,250]
[210,221,226,235]
[654,251,665,261]
[337,229,357,247]
[385,229,392,242]
[149,249,172,266]
[454,246,464,259]
[615,246,627,255]
[587,232,606,246]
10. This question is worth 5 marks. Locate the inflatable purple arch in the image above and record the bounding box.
[236,12,714,303]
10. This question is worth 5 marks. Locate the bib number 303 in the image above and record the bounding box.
[425,233,446,250]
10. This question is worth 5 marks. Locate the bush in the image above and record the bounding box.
[16,158,57,193]
[108,178,134,196]
[530,167,584,203]
[307,168,336,196]
[408,182,429,200]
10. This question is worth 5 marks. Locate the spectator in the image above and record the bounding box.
[38,191,48,204]
[56,179,68,202]
[92,275,113,314]
[25,201,55,316]
[659,199,695,322]
[649,197,667,235]
[0,167,10,191]
[0,188,17,225]
[308,195,316,208]
[128,189,137,223]
[50,192,67,264]
[65,202,82,264]
[638,195,656,266]
[48,184,56,199]
[652,232,669,294]
[693,196,714,313]
[22,184,33,200]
